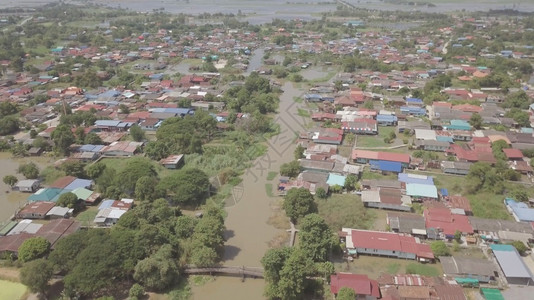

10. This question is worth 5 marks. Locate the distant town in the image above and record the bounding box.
[0,1,533,300]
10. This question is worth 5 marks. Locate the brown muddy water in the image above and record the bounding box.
[0,152,54,222]
[191,82,307,299]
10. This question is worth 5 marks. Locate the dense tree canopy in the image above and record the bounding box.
[18,237,51,262]
[157,168,210,206]
[298,214,335,262]
[51,124,76,155]
[283,188,317,223]
[18,162,39,179]
[19,259,54,294]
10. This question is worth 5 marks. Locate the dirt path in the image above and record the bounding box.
[191,82,307,299]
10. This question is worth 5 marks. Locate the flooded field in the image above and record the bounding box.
[0,152,54,222]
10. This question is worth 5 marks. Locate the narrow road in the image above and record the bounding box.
[287,221,299,247]
[2,16,32,32]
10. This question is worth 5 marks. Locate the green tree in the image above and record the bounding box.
[363,101,374,109]
[469,113,483,129]
[299,214,335,262]
[294,144,305,160]
[344,175,358,191]
[454,230,462,243]
[18,237,50,262]
[509,240,528,256]
[117,158,158,194]
[119,104,130,114]
[262,247,293,299]
[157,168,210,206]
[19,259,53,294]
[85,132,103,145]
[277,249,315,300]
[315,187,327,199]
[430,241,450,258]
[3,175,18,188]
[280,160,302,178]
[135,176,160,201]
[0,116,20,135]
[133,244,180,291]
[144,141,170,161]
[190,245,218,267]
[18,162,39,179]
[337,287,357,300]
[129,283,145,300]
[56,192,78,208]
[87,162,106,179]
[174,215,198,239]
[60,160,87,178]
[51,124,75,155]
[283,188,317,223]
[130,124,145,142]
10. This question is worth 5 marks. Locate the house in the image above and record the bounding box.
[70,187,101,205]
[94,198,133,226]
[414,140,450,152]
[440,256,498,283]
[16,202,56,219]
[14,179,40,193]
[370,160,403,173]
[387,213,427,236]
[342,119,378,135]
[139,118,161,131]
[505,198,534,222]
[100,141,143,157]
[490,244,534,285]
[341,228,434,262]
[27,188,66,203]
[361,188,412,212]
[330,273,380,300]
[406,183,438,200]
[160,154,185,169]
[440,161,472,175]
[424,208,473,238]
[398,173,434,186]
[502,148,524,161]
[50,176,76,189]
[376,114,398,126]
[352,150,410,167]
[400,106,426,116]
[299,160,335,173]
[46,206,73,219]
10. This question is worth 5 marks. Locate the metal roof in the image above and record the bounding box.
[406,183,438,198]
[491,244,533,279]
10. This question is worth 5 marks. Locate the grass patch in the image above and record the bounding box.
[189,275,214,287]
[75,207,98,226]
[386,263,401,274]
[317,194,375,231]
[405,263,441,277]
[0,280,27,300]
[265,183,274,197]
[166,279,191,300]
[293,96,303,103]
[360,170,398,181]
[335,255,442,279]
[267,171,278,181]
[356,126,397,148]
[40,166,66,185]
[297,108,310,117]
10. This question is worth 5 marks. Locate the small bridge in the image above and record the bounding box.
[184,265,264,279]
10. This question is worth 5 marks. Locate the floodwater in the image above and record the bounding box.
[245,48,265,75]
[345,0,534,13]
[191,82,307,299]
[0,152,53,222]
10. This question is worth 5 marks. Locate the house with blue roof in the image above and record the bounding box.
[64,179,93,191]
[400,106,426,116]
[406,183,438,200]
[326,174,346,187]
[376,114,398,126]
[447,120,471,131]
[370,160,402,173]
[398,173,434,185]
[406,98,423,106]
[505,198,534,222]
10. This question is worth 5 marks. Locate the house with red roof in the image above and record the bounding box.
[330,273,380,300]
[424,208,473,238]
[352,150,410,166]
[502,148,523,161]
[341,228,434,262]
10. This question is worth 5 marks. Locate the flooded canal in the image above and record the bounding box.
[191,82,307,299]
[245,48,265,75]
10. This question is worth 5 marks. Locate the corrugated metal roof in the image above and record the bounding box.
[491,244,532,278]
